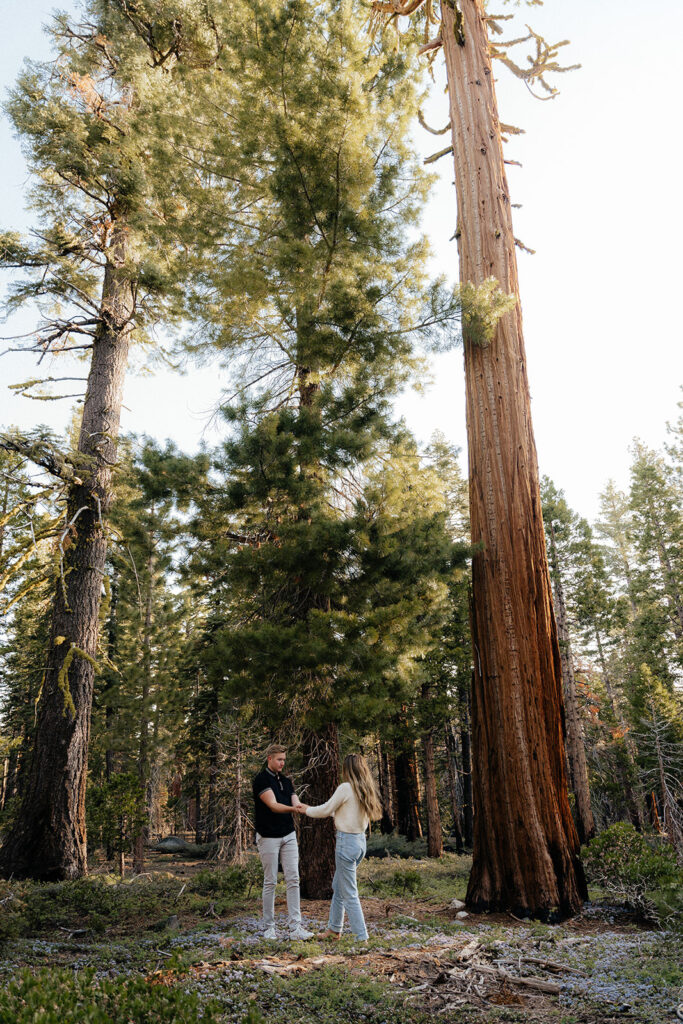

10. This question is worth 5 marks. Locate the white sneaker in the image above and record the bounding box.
[263,926,277,940]
[290,925,314,941]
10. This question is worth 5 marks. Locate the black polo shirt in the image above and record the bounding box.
[252,767,295,838]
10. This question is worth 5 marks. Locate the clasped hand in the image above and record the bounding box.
[293,803,308,813]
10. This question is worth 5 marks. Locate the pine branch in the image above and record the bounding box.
[417,110,450,136]
[418,37,442,56]
[424,145,453,165]
[0,433,82,484]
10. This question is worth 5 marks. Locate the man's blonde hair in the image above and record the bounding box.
[265,743,287,760]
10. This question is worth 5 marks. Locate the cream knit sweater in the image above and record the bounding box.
[304,782,368,834]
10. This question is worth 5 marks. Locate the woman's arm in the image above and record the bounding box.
[305,783,350,819]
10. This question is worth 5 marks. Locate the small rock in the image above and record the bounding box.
[450,898,466,910]
[456,911,469,919]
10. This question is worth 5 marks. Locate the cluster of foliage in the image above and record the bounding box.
[582,823,682,924]
[0,969,224,1024]
[540,401,683,869]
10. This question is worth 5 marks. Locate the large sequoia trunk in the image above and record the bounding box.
[441,0,586,917]
[548,523,596,844]
[297,724,339,899]
[0,224,134,881]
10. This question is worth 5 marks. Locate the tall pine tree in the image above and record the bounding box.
[0,2,189,879]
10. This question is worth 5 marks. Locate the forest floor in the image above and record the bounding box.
[0,851,681,1023]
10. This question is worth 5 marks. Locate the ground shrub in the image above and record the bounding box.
[0,884,28,941]
[190,859,262,901]
[363,866,426,897]
[266,965,438,1024]
[582,822,683,924]
[0,968,223,1023]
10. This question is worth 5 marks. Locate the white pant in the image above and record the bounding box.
[256,832,301,932]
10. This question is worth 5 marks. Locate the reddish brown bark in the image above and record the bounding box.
[0,224,134,881]
[441,0,586,917]
[422,727,443,857]
[444,722,464,852]
[297,724,339,899]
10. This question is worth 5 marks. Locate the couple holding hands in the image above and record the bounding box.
[252,744,382,942]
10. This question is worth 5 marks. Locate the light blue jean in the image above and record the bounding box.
[328,831,368,940]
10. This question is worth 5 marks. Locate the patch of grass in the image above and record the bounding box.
[0,866,259,942]
[0,967,224,1023]
[261,965,447,1024]
[359,851,471,903]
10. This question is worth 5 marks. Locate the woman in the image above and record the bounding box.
[299,753,382,941]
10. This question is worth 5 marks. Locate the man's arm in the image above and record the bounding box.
[291,793,308,813]
[259,789,294,814]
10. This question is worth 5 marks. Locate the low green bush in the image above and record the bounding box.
[269,965,436,1024]
[0,968,223,1024]
[363,867,426,897]
[0,868,255,941]
[190,859,262,902]
[582,822,683,924]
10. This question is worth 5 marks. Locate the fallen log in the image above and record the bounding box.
[150,835,218,858]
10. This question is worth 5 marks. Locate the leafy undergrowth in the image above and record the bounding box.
[0,854,680,1023]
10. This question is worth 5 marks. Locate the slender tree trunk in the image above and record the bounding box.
[298,724,339,899]
[594,628,645,830]
[441,0,585,917]
[376,739,396,834]
[133,543,155,874]
[1,727,20,810]
[548,523,595,843]
[206,706,220,842]
[649,703,683,864]
[653,527,683,641]
[458,677,473,848]
[234,722,245,862]
[104,571,119,797]
[193,770,202,846]
[395,739,423,841]
[444,722,464,852]
[422,726,443,857]
[0,223,134,880]
[0,756,9,812]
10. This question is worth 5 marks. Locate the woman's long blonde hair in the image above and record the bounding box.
[342,754,383,822]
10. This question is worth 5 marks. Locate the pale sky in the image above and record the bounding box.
[2,0,682,522]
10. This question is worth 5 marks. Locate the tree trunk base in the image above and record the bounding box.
[297,725,339,900]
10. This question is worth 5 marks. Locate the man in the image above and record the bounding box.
[252,743,313,941]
